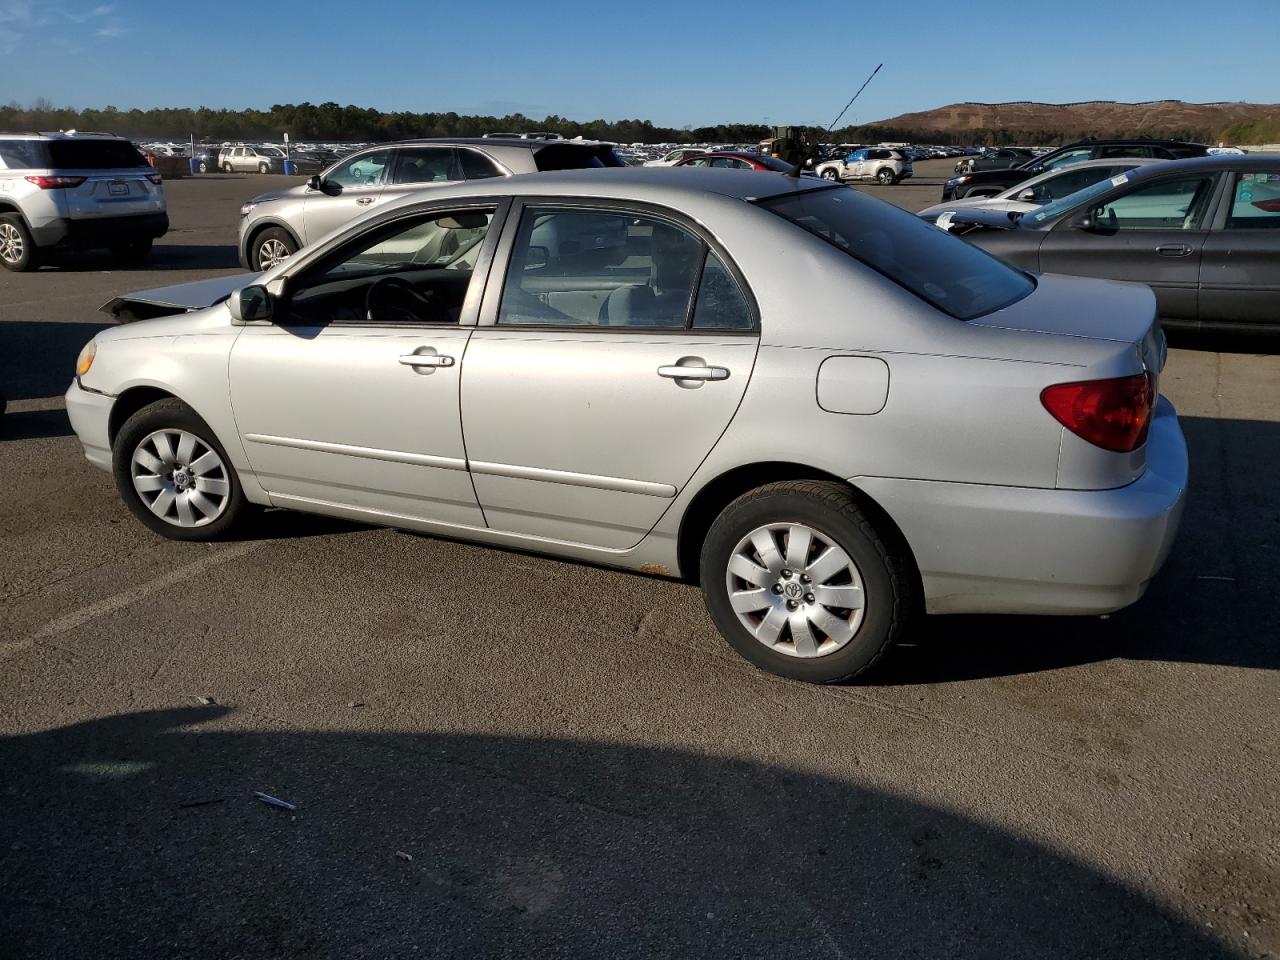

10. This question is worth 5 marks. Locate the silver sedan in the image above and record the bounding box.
[67,169,1187,683]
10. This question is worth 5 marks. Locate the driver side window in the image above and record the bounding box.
[1095,176,1217,231]
[284,208,495,327]
[325,149,392,189]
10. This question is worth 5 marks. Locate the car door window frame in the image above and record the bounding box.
[267,197,512,330]
[476,197,759,335]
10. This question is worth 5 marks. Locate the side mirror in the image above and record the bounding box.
[1016,188,1037,202]
[228,284,274,325]
[306,175,323,191]
[523,245,549,271]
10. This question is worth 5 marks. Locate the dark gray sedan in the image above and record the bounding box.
[943,156,1280,331]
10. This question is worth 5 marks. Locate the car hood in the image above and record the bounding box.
[101,273,260,321]
[248,183,308,205]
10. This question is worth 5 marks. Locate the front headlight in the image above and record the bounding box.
[76,339,96,377]
[240,201,258,218]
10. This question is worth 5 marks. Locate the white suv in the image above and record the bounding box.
[814,148,912,185]
[0,132,168,271]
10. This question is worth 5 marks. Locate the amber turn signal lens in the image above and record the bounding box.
[76,340,96,377]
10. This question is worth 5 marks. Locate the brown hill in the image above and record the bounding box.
[866,100,1280,142]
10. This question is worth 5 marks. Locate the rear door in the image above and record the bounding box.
[1199,168,1280,325]
[459,201,759,549]
[302,148,392,244]
[1039,172,1221,322]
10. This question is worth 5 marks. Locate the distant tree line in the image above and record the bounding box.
[1,99,1270,146]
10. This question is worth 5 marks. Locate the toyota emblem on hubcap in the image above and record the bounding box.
[783,581,804,600]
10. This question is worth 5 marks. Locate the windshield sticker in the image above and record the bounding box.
[1110,174,1129,187]
[936,211,955,231]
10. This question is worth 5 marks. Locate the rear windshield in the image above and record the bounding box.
[760,188,1035,320]
[46,139,148,169]
[533,144,626,171]
[754,154,795,172]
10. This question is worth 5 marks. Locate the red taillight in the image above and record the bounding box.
[1041,373,1155,453]
[146,174,162,185]
[24,175,87,189]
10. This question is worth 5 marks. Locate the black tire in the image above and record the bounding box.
[249,226,298,271]
[0,213,40,272]
[699,480,915,683]
[222,162,233,173]
[198,160,209,173]
[820,168,839,181]
[110,238,153,263]
[876,168,896,185]
[112,398,252,541]
[258,162,270,174]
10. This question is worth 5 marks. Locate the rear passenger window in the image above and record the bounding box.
[0,140,45,169]
[692,253,752,330]
[393,147,457,184]
[498,207,703,328]
[459,149,503,180]
[1226,172,1280,229]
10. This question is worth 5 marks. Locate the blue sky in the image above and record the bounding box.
[2,0,1275,127]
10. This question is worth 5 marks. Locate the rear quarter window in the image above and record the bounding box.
[534,144,625,171]
[761,188,1035,321]
[46,140,147,169]
[0,140,46,169]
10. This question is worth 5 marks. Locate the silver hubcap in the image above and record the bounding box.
[131,429,230,527]
[725,522,866,658]
[258,238,290,268]
[0,223,23,264]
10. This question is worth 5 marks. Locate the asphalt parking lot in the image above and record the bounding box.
[1,159,1277,959]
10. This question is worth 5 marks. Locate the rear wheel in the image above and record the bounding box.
[699,480,915,683]
[112,398,251,541]
[198,160,209,173]
[0,214,39,272]
[876,168,896,185]
[821,168,840,181]
[222,162,232,173]
[258,162,270,174]
[250,227,297,271]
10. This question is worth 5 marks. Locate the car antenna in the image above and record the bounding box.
[787,62,883,179]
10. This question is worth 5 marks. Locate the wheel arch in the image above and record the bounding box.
[674,461,922,590]
[241,218,301,265]
[0,201,31,229]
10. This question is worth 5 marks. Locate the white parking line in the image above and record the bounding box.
[20,541,260,646]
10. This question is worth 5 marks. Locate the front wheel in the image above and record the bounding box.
[699,480,915,683]
[876,168,896,185]
[259,163,270,174]
[820,168,839,181]
[250,227,297,271]
[112,398,251,541]
[222,162,232,173]
[198,160,209,173]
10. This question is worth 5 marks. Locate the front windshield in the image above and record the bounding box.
[259,147,286,158]
[1028,174,1128,224]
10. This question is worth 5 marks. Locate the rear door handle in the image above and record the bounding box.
[1155,243,1193,258]
[658,364,729,381]
[399,353,454,368]
[356,197,375,206]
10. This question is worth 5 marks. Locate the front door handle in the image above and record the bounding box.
[1155,243,1193,258]
[356,197,375,206]
[399,352,454,368]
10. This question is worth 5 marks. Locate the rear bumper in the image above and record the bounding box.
[854,396,1188,615]
[65,379,115,471]
[30,213,169,249]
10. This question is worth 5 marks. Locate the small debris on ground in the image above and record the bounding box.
[178,797,227,809]
[1195,575,1236,582]
[191,695,217,705]
[396,851,413,862]
[347,701,365,709]
[254,791,297,811]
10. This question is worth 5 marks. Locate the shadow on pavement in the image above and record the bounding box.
[0,707,1244,959]
[41,244,241,272]
[875,414,1280,682]
[0,320,112,408]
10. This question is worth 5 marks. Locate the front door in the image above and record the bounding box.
[1039,172,1220,322]
[229,203,502,526]
[1199,168,1280,326]
[460,203,759,550]
[302,148,393,245]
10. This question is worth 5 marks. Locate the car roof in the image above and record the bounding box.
[380,166,835,211]
[0,131,129,141]
[1121,154,1278,180]
[351,137,616,151]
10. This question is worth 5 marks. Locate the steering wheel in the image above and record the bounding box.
[364,276,446,325]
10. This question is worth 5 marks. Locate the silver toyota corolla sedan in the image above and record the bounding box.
[67,168,1188,683]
